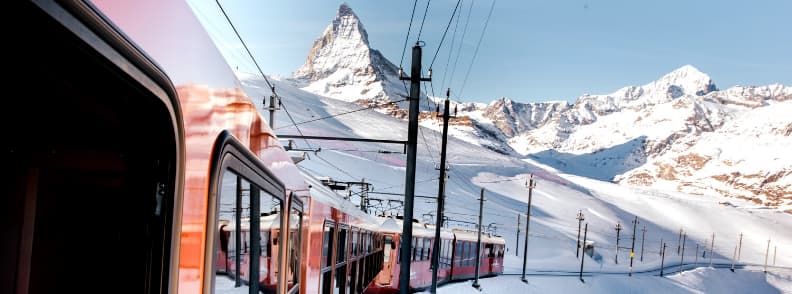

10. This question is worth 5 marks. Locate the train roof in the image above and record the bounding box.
[452,229,506,244]
[299,167,382,231]
[379,217,454,239]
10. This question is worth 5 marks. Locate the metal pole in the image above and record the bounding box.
[521,174,535,283]
[660,243,667,277]
[576,210,584,258]
[737,232,743,263]
[679,233,686,274]
[579,223,588,283]
[730,245,737,272]
[430,94,452,293]
[773,245,777,266]
[399,43,427,294]
[249,185,261,294]
[235,176,242,287]
[660,238,663,256]
[694,244,699,267]
[516,214,521,256]
[615,222,622,264]
[629,216,638,276]
[764,238,770,273]
[472,188,485,288]
[640,225,646,262]
[268,91,277,129]
[709,233,715,268]
[677,228,683,254]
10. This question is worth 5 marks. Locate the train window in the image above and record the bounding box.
[287,197,303,294]
[207,133,286,294]
[454,241,462,267]
[213,171,252,293]
[322,221,335,269]
[351,229,359,257]
[383,236,393,263]
[423,238,432,260]
[413,238,421,261]
[337,226,348,263]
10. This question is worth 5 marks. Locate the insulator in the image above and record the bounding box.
[428,68,433,78]
[399,67,404,77]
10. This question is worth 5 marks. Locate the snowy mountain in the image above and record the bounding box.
[235,72,792,293]
[286,4,790,208]
[291,3,406,104]
[446,66,792,208]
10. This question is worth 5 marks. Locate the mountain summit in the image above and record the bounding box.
[292,3,404,103]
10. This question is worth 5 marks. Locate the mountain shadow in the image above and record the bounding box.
[527,136,648,181]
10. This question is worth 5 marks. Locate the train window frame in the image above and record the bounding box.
[287,194,304,294]
[205,131,287,294]
[322,220,336,270]
[337,224,349,265]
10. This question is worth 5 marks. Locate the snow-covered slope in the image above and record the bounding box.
[239,71,792,270]
[291,4,405,104]
[449,65,791,208]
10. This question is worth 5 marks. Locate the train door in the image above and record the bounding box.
[206,133,286,294]
[3,2,181,293]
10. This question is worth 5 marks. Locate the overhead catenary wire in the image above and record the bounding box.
[276,98,409,130]
[214,0,274,90]
[416,0,433,42]
[457,0,496,100]
[399,0,420,68]
[446,0,474,94]
[439,0,464,92]
[429,0,464,70]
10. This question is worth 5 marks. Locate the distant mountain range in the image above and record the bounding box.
[288,4,792,208]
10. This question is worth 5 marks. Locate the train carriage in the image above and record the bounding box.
[5,1,502,293]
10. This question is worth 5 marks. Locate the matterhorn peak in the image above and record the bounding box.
[291,3,404,103]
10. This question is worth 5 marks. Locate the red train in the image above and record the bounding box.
[368,219,506,293]
[3,1,502,293]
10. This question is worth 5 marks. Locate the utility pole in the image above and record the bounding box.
[430,90,452,293]
[576,210,585,258]
[660,238,663,256]
[679,232,686,274]
[764,238,770,273]
[515,214,521,256]
[660,243,667,277]
[629,216,638,276]
[472,188,485,289]
[737,232,743,264]
[615,222,622,264]
[640,225,646,262]
[709,233,715,268]
[399,42,430,294]
[579,223,588,283]
[521,174,536,283]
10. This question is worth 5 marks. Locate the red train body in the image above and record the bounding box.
[4,1,502,293]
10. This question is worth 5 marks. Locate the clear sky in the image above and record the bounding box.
[188,0,791,103]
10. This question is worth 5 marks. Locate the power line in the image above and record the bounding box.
[399,0,420,68]
[447,0,473,93]
[439,0,464,92]
[429,0,464,70]
[214,0,274,90]
[416,0,433,42]
[275,98,408,130]
[458,0,496,100]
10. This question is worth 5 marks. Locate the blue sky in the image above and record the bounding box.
[189,0,791,103]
